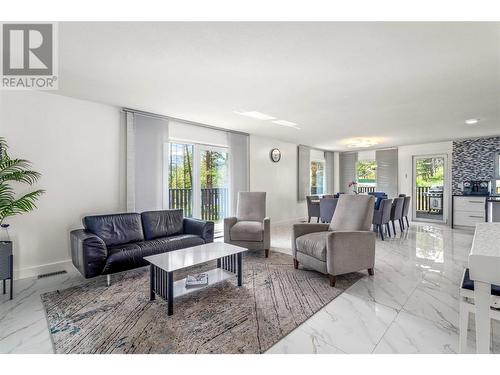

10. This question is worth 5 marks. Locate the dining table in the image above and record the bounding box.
[468,222,500,353]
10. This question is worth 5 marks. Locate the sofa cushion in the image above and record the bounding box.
[103,234,205,274]
[296,231,330,261]
[136,234,205,254]
[83,213,144,247]
[230,221,263,242]
[141,209,184,240]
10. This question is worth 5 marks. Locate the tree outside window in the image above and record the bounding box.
[356,160,377,192]
[310,161,325,195]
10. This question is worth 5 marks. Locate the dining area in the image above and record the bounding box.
[306,192,412,240]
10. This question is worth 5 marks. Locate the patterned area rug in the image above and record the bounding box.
[41,250,362,353]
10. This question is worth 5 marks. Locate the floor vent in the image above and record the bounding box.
[38,270,67,279]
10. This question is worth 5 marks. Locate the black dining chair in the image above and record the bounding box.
[372,198,393,240]
[390,197,405,234]
[306,195,320,223]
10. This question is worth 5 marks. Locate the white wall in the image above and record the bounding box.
[249,135,306,224]
[0,91,125,279]
[398,141,453,225]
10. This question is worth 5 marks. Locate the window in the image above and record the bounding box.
[310,160,325,195]
[356,160,377,193]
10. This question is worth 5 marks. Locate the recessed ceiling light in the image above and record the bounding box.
[234,111,276,120]
[272,120,300,129]
[465,118,480,125]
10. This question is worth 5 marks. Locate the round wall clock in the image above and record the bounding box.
[270,148,281,162]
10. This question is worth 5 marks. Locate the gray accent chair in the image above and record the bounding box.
[390,197,405,234]
[292,194,376,287]
[372,198,393,240]
[306,195,321,223]
[224,192,270,258]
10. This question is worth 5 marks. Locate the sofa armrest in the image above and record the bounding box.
[70,229,108,278]
[183,218,214,243]
[292,223,330,257]
[263,217,271,249]
[224,216,237,241]
[326,231,376,276]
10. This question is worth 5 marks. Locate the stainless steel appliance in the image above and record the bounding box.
[425,185,443,213]
[462,180,490,196]
[486,196,500,222]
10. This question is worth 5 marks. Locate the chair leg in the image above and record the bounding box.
[392,220,396,234]
[379,225,385,241]
[9,278,12,300]
[399,219,404,231]
[2,279,5,294]
[368,268,374,276]
[308,217,311,223]
[329,274,336,287]
[459,299,469,353]
[265,249,269,258]
[293,258,299,269]
[406,216,410,227]
[386,223,391,237]
[316,217,320,223]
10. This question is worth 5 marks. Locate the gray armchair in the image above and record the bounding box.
[224,192,270,258]
[292,194,376,286]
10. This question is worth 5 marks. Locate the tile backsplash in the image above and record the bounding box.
[452,136,500,195]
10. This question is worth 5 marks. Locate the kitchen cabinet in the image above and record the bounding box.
[452,196,486,229]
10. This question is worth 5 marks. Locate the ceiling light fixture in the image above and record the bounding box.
[344,137,379,149]
[234,111,276,121]
[465,118,479,125]
[272,120,301,130]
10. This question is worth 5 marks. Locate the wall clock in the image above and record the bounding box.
[270,148,281,163]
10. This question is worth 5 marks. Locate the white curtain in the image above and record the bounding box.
[126,112,169,212]
[227,132,250,215]
[325,151,335,194]
[297,145,311,200]
[339,152,358,193]
[376,149,399,197]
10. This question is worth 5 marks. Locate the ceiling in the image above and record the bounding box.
[57,22,500,150]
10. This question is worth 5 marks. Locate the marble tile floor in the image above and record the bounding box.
[1,222,499,354]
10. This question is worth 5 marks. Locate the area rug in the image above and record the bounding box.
[41,250,362,354]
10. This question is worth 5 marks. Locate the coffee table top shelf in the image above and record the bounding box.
[144,242,246,272]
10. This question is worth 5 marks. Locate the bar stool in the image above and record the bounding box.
[459,268,500,353]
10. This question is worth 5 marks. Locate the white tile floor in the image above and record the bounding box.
[1,221,499,354]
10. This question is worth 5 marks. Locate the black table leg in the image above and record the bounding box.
[9,254,13,300]
[149,264,155,301]
[237,252,242,287]
[167,271,174,315]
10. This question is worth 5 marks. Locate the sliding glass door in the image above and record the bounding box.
[167,142,229,235]
[199,146,229,233]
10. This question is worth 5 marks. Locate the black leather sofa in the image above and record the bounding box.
[70,209,214,278]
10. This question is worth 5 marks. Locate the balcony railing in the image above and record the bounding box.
[416,186,430,212]
[168,188,229,221]
[358,186,376,194]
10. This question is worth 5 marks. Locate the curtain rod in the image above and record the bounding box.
[122,108,249,136]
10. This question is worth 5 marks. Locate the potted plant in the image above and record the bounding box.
[0,137,44,299]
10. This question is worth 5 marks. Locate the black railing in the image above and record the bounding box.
[169,188,228,221]
[416,186,430,212]
[358,186,376,194]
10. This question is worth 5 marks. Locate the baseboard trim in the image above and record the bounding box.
[15,259,74,280]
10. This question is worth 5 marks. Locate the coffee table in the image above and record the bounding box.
[144,242,247,315]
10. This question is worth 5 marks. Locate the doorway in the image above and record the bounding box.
[413,155,447,223]
[167,142,230,235]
